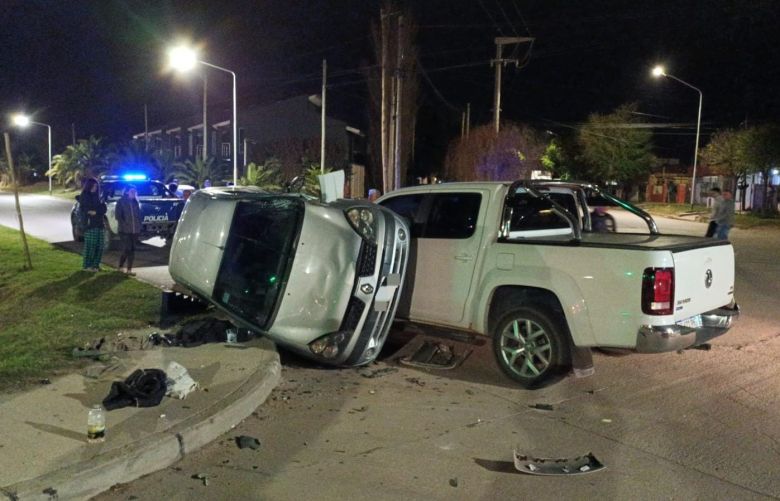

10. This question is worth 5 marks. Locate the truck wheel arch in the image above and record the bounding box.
[487,286,567,334]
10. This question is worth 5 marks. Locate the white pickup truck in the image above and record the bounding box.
[377,180,739,388]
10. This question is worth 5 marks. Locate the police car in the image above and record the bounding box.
[71,174,185,248]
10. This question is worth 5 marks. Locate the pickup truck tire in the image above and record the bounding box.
[492,306,569,388]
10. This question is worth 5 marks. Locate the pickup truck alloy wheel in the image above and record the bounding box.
[493,307,566,388]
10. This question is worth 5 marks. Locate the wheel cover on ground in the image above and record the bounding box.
[499,318,553,378]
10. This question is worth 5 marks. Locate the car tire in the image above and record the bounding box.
[492,306,570,388]
[72,224,83,242]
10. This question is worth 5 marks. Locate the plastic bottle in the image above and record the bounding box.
[87,404,106,443]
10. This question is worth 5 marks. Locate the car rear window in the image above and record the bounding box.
[212,198,303,329]
[103,181,168,199]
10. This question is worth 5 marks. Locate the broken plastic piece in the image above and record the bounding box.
[399,341,471,370]
[236,435,261,450]
[529,403,554,411]
[513,450,605,476]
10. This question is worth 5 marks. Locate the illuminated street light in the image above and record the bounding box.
[12,113,52,195]
[167,44,238,186]
[652,65,703,208]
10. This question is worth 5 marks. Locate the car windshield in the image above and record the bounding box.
[213,197,303,329]
[103,181,169,199]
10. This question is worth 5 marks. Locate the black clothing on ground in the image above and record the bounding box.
[102,369,167,411]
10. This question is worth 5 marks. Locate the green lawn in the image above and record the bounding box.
[0,226,160,391]
[0,181,79,201]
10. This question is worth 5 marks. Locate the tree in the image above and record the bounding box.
[577,103,655,192]
[741,124,780,214]
[701,128,750,209]
[702,124,780,214]
[239,159,282,191]
[48,136,110,187]
[444,123,545,181]
[173,156,225,188]
[541,136,578,179]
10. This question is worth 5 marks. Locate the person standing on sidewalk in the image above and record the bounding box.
[79,178,107,271]
[714,190,735,240]
[705,187,723,238]
[115,186,142,276]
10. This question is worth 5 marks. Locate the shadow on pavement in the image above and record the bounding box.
[53,240,171,268]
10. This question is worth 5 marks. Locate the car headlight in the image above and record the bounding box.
[344,207,378,243]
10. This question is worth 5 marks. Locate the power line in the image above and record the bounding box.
[416,56,462,113]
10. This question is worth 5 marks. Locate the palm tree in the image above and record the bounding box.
[239,159,282,191]
[48,136,111,187]
[302,163,332,197]
[173,156,224,188]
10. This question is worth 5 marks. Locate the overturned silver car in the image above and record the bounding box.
[169,187,409,366]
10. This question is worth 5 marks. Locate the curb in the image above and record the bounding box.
[1,351,281,501]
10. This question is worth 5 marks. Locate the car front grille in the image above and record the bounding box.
[341,297,366,331]
[357,241,378,277]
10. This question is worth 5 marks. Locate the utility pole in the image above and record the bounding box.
[144,104,149,151]
[321,58,327,174]
[380,8,389,195]
[71,123,76,145]
[203,73,208,161]
[492,37,533,134]
[392,14,404,191]
[466,102,471,137]
[461,110,466,138]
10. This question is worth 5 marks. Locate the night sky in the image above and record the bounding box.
[2,0,779,168]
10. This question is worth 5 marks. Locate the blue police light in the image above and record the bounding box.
[122,173,148,181]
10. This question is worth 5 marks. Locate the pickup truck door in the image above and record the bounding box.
[381,190,487,326]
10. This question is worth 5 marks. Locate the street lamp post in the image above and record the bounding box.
[652,65,703,208]
[169,46,238,186]
[12,114,52,195]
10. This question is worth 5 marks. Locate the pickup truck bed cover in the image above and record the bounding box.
[506,233,731,252]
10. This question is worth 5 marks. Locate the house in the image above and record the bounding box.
[132,95,367,193]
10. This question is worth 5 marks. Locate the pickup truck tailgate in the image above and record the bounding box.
[672,243,735,320]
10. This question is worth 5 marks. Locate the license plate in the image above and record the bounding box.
[677,315,703,329]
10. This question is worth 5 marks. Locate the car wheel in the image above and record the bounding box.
[492,306,569,388]
[72,223,83,242]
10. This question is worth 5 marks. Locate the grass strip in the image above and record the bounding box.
[0,226,160,391]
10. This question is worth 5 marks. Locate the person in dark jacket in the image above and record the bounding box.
[115,186,142,275]
[79,178,107,271]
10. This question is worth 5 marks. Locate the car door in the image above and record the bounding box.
[381,190,486,326]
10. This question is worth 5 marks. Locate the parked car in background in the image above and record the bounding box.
[71,175,184,248]
[169,187,409,366]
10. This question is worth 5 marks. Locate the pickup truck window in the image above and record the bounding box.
[425,193,481,239]
[380,192,481,239]
[213,198,303,329]
[509,193,571,232]
[380,194,425,237]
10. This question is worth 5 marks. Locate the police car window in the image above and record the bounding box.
[424,193,481,239]
[379,194,425,238]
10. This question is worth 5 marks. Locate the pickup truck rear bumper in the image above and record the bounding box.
[636,303,740,353]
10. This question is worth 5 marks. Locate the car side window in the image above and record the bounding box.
[379,195,426,238]
[423,193,481,239]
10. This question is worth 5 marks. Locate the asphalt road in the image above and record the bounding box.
[3,193,780,499]
[0,192,175,288]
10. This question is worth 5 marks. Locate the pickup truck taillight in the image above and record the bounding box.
[642,267,674,315]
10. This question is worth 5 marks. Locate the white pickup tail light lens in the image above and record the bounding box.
[642,267,675,315]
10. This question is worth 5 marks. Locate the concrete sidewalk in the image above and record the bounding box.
[0,338,280,500]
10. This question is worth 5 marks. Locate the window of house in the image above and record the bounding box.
[222,142,231,158]
[195,144,203,157]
